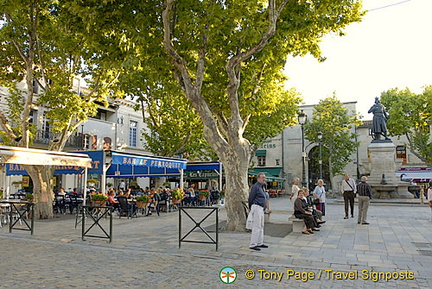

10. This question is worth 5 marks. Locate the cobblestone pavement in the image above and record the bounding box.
[0,197,431,288]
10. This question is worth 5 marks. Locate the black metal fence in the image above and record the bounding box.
[0,201,34,235]
[179,206,219,251]
[81,205,113,243]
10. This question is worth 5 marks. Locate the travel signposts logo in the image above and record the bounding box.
[220,266,237,284]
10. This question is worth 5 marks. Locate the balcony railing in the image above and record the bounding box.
[34,131,84,148]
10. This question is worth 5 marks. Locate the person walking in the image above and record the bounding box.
[247,172,269,251]
[357,176,372,225]
[341,174,357,219]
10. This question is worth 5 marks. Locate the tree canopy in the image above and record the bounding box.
[0,0,117,218]
[305,95,360,189]
[1,0,364,226]
[381,86,432,164]
[61,0,363,230]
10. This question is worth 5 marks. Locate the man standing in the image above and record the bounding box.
[248,172,268,251]
[357,176,372,225]
[341,174,357,219]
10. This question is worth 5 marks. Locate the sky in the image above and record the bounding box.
[284,0,432,120]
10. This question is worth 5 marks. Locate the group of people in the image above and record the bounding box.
[246,172,376,250]
[290,178,326,235]
[106,187,173,216]
[247,173,327,250]
[342,174,373,225]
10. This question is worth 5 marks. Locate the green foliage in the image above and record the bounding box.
[305,95,360,182]
[91,193,108,201]
[60,0,362,162]
[171,188,184,200]
[199,190,210,198]
[381,86,432,164]
[136,194,150,203]
[0,0,117,147]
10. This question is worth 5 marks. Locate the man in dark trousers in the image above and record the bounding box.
[341,174,357,219]
[357,176,372,225]
[247,172,268,251]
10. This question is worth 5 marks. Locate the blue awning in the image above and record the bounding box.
[184,161,222,171]
[111,151,186,170]
[6,150,187,177]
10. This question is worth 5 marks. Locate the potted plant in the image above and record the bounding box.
[199,190,210,201]
[91,193,107,206]
[135,194,150,208]
[171,188,184,204]
[25,193,34,202]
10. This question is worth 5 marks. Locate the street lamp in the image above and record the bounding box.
[298,110,307,188]
[317,131,323,180]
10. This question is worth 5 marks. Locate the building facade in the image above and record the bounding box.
[0,79,152,192]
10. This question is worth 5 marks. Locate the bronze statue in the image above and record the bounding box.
[368,97,390,141]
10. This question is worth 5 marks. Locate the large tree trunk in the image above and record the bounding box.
[24,165,55,219]
[220,151,249,231]
[162,0,288,231]
[154,177,167,189]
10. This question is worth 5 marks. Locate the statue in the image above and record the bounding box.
[380,174,387,185]
[368,97,390,141]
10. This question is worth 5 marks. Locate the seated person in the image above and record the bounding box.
[58,188,66,196]
[107,190,119,208]
[303,188,325,224]
[294,190,319,235]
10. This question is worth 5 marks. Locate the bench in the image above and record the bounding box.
[288,215,304,233]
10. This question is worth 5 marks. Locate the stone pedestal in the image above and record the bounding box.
[368,142,413,199]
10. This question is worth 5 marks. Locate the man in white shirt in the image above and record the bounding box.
[341,174,357,219]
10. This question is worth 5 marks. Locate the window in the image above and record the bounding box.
[396,145,407,163]
[92,109,107,121]
[42,112,50,139]
[257,156,266,166]
[129,121,137,147]
[82,134,97,149]
[83,135,91,149]
[32,79,39,94]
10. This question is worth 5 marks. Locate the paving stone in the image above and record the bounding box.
[1,197,431,288]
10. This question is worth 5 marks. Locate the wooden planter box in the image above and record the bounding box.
[172,198,182,204]
[92,200,106,207]
[136,201,148,208]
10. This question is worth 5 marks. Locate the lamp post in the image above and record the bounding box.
[317,131,323,180]
[298,110,307,188]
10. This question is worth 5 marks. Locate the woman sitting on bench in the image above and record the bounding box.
[294,189,319,235]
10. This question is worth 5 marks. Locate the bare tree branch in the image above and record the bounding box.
[0,110,18,140]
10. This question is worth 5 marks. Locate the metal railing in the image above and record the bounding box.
[81,205,113,243]
[179,206,219,251]
[33,131,83,148]
[0,201,34,235]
